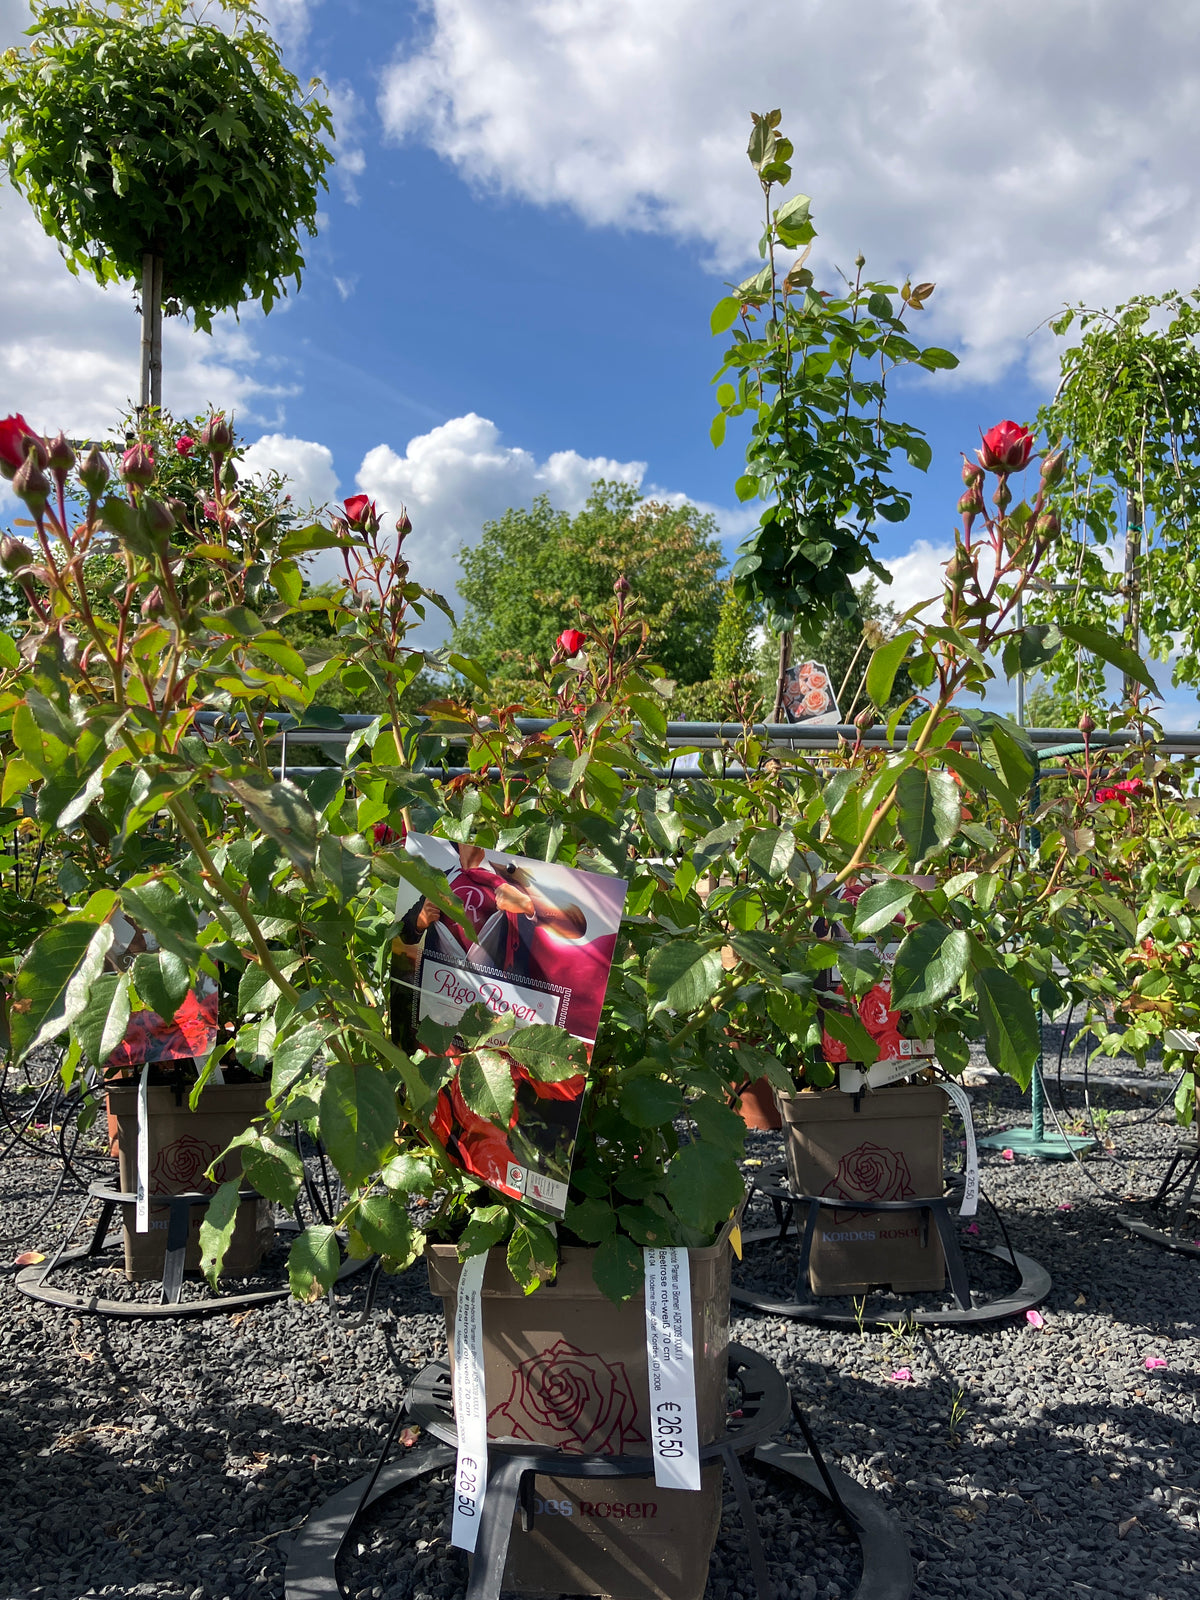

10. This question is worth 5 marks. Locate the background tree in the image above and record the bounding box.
[1029,289,1200,715]
[453,481,725,687]
[0,0,333,411]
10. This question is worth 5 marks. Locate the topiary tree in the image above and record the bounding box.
[0,0,334,410]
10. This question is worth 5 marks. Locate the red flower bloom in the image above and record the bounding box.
[342,494,377,532]
[175,435,195,457]
[977,419,1035,473]
[0,414,45,481]
[557,628,586,656]
[1096,778,1144,807]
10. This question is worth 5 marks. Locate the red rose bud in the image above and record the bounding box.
[557,628,587,655]
[12,452,50,514]
[957,486,984,515]
[0,535,33,574]
[141,497,175,535]
[992,479,1012,511]
[46,431,74,474]
[1034,510,1060,542]
[199,413,234,455]
[1078,712,1096,735]
[78,445,110,496]
[342,494,378,533]
[175,435,195,457]
[960,457,984,488]
[0,414,42,479]
[120,442,156,486]
[614,572,631,597]
[395,509,413,538]
[977,419,1036,473]
[1040,450,1066,486]
[141,585,166,620]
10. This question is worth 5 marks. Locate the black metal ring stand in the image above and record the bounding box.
[14,1179,374,1320]
[285,1346,912,1600]
[731,1172,1051,1328]
[1118,1139,1200,1260]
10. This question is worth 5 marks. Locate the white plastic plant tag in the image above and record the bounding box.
[643,1247,701,1491]
[135,1061,150,1234]
[450,1251,489,1552]
[941,1082,979,1217]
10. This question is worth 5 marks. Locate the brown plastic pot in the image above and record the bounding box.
[426,1222,737,1600]
[105,1080,273,1282]
[776,1081,946,1294]
[736,1076,782,1130]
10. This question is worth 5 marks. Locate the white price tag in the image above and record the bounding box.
[450,1252,489,1552]
[942,1082,979,1217]
[135,1062,150,1234]
[643,1248,701,1492]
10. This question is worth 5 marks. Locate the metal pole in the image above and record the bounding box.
[1123,485,1142,704]
[138,252,163,419]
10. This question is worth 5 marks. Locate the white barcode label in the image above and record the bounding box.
[643,1247,701,1491]
[942,1082,979,1217]
[450,1252,489,1551]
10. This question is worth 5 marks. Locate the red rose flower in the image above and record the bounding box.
[977,419,1035,473]
[0,414,45,480]
[342,494,378,532]
[557,628,586,656]
[175,435,195,457]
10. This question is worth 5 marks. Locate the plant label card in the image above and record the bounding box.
[643,1247,701,1492]
[399,835,628,1219]
[450,1251,489,1552]
[106,986,218,1069]
[781,659,841,725]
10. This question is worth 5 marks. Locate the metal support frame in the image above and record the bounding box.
[285,1348,913,1600]
[1118,1136,1200,1260]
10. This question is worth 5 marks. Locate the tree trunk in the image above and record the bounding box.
[138,252,163,418]
[1122,484,1142,704]
[771,628,793,724]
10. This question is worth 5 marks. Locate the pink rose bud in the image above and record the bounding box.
[140,497,175,535]
[12,452,50,514]
[395,509,413,538]
[78,445,110,497]
[141,585,166,620]
[992,480,1012,511]
[1034,511,1060,542]
[557,628,587,655]
[977,419,1036,474]
[614,572,631,597]
[0,535,34,574]
[120,442,156,486]
[957,486,984,515]
[1078,712,1096,735]
[175,435,195,457]
[1040,450,1065,486]
[961,457,984,488]
[199,413,234,455]
[46,431,74,474]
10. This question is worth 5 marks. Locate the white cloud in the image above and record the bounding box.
[874,538,955,619]
[379,0,1200,384]
[354,412,646,620]
[240,433,340,513]
[0,194,291,439]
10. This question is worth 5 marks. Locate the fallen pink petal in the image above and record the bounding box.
[1002,1148,1015,1160]
[1026,1309,1045,1328]
[887,1368,913,1382]
[1144,1356,1168,1371]
[1057,1202,1073,1211]
[965,1222,980,1235]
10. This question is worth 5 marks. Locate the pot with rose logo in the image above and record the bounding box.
[426,1222,737,1600]
[106,1079,274,1281]
[776,1081,946,1294]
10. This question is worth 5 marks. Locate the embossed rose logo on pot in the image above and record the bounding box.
[823,1140,913,1223]
[150,1135,223,1192]
[489,1339,647,1454]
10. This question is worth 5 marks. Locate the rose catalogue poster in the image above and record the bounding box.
[393,834,628,1217]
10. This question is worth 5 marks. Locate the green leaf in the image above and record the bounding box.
[918,347,959,370]
[710,296,741,335]
[664,1143,745,1234]
[616,1203,671,1248]
[288,1224,340,1303]
[229,1132,302,1207]
[1060,622,1159,694]
[507,1219,558,1294]
[747,826,797,880]
[318,1059,398,1186]
[12,920,110,1062]
[198,1179,242,1291]
[130,949,189,1022]
[565,1196,617,1243]
[974,967,1040,1088]
[272,1020,325,1087]
[621,1075,684,1128]
[458,1049,516,1129]
[895,768,960,866]
[865,631,917,710]
[890,921,970,1008]
[851,879,916,937]
[458,1203,511,1260]
[593,1232,644,1303]
[710,413,727,448]
[74,970,130,1065]
[690,1097,747,1155]
[821,1007,880,1064]
[221,777,320,875]
[356,1194,418,1267]
[734,474,759,503]
[646,942,723,1015]
[382,1153,435,1195]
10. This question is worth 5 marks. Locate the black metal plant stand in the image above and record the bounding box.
[285,1346,913,1600]
[731,1168,1051,1328]
[1118,1137,1200,1260]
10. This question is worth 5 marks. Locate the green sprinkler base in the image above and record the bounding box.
[977,1126,1097,1160]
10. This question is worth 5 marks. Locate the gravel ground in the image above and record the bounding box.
[0,1057,1197,1600]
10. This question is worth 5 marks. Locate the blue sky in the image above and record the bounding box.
[0,0,1196,718]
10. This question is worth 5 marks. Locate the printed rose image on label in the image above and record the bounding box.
[489,1338,647,1454]
[822,1140,914,1223]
